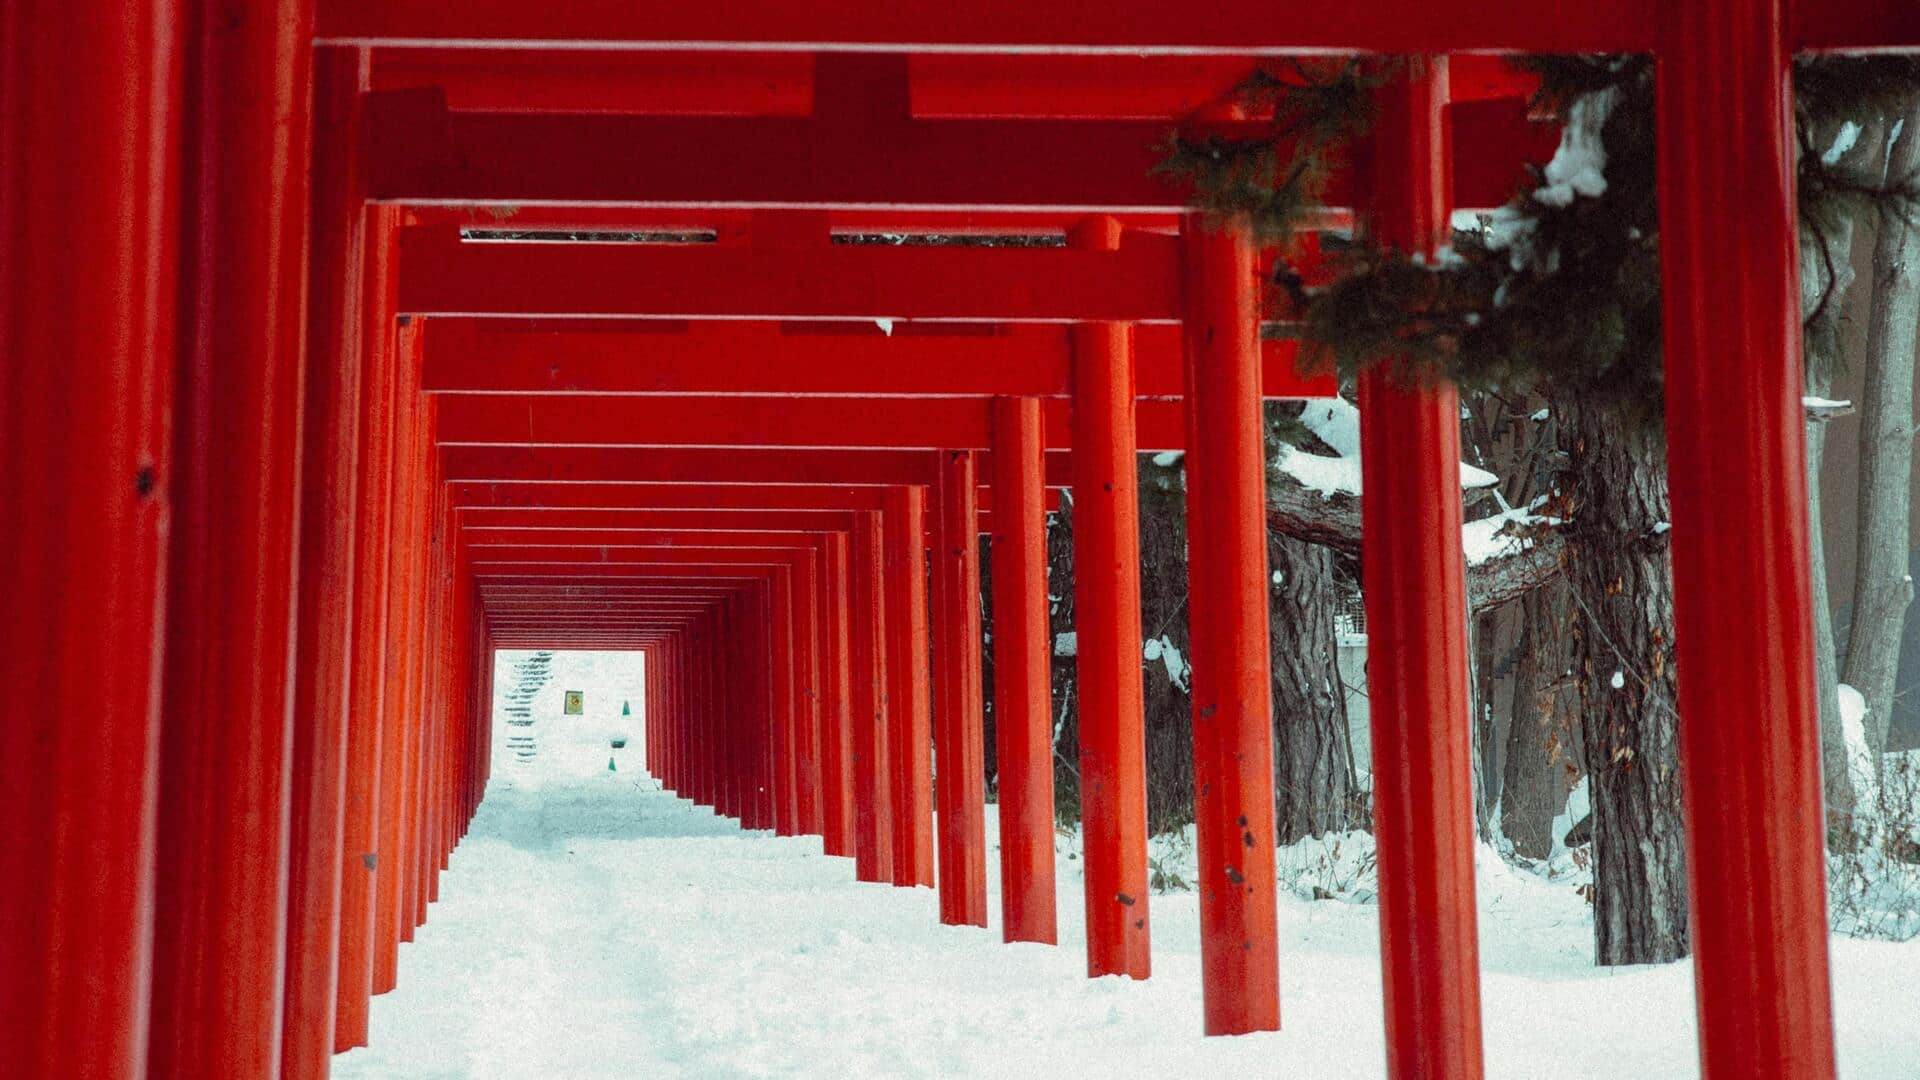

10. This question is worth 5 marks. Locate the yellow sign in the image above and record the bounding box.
[563,690,584,715]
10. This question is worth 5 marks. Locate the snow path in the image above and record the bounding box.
[334,773,1919,1078]
[333,653,1920,1078]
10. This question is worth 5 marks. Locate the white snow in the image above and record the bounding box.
[332,652,1920,1078]
[1824,121,1865,167]
[1462,504,1536,567]
[1052,631,1078,658]
[1534,85,1620,208]
[1141,635,1190,692]
[1805,395,1853,409]
[1151,450,1184,467]
[1840,683,1879,814]
[1276,396,1498,498]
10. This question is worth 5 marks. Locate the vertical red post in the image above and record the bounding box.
[1068,217,1151,978]
[795,547,826,836]
[147,0,315,1072]
[852,510,895,882]
[0,2,179,1074]
[282,44,368,1078]
[820,532,857,855]
[1180,213,1280,1033]
[883,486,935,886]
[1657,4,1837,1076]
[989,399,1059,944]
[934,450,988,926]
[340,208,399,1045]
[1358,56,1486,1078]
[772,565,800,836]
[374,319,426,994]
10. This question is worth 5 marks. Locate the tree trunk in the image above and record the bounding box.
[1564,401,1689,965]
[1499,581,1583,859]
[1844,101,1920,767]
[1046,494,1080,826]
[1471,607,1505,836]
[1800,111,1878,841]
[1137,455,1194,836]
[1267,531,1357,843]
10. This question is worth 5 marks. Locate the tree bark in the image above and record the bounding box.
[1267,530,1357,843]
[1046,493,1080,825]
[1265,473,1567,611]
[1472,608,1504,835]
[1845,101,1920,767]
[1564,401,1689,966]
[1499,582,1583,859]
[1137,456,1194,837]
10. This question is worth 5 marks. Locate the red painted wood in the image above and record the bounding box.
[284,46,370,1079]
[462,508,859,531]
[0,1,178,1072]
[988,399,1058,944]
[1067,217,1150,979]
[372,48,814,114]
[794,550,826,836]
[451,482,893,511]
[1657,3,1838,1075]
[397,225,1182,321]
[771,566,800,835]
[442,446,940,486]
[933,451,989,926]
[850,510,894,881]
[316,0,1668,53]
[819,533,857,856]
[1180,213,1280,1034]
[337,204,401,1054]
[882,487,935,886]
[433,394,1194,452]
[1358,57,1486,1080]
[147,0,313,1072]
[375,322,428,994]
[418,319,1332,399]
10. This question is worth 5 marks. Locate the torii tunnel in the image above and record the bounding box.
[4,1,1915,1077]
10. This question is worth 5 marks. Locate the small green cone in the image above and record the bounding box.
[608,756,617,772]
[621,701,631,716]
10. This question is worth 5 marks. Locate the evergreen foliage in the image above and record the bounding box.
[1170,55,1920,431]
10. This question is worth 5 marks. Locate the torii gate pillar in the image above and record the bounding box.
[1069,217,1152,979]
[1358,57,1486,1079]
[1658,2,1837,1075]
[1181,212,1281,1035]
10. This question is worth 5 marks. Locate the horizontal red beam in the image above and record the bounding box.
[449,481,893,511]
[441,445,1074,488]
[472,567,771,580]
[474,546,801,564]
[319,1,1668,55]
[461,508,858,530]
[366,88,1543,211]
[447,479,1059,515]
[371,48,816,115]
[398,226,1182,321]
[370,53,1539,121]
[408,206,1206,236]
[420,319,1332,398]
[441,446,938,485]
[480,583,745,593]
[433,396,1190,451]
[466,529,822,548]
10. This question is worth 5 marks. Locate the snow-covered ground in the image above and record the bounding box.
[334,651,1920,1078]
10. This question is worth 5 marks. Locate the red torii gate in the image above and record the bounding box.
[4,2,1905,1079]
